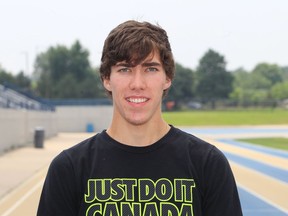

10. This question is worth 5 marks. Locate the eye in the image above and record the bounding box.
[118,67,131,73]
[146,67,158,72]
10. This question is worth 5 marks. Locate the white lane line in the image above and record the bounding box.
[1,178,44,216]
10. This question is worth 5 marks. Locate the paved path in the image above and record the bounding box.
[0,133,92,216]
[0,126,287,215]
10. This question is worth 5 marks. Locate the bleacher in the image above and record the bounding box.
[0,83,55,111]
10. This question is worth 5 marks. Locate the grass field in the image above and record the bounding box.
[163,109,288,126]
[236,137,288,151]
[163,109,288,151]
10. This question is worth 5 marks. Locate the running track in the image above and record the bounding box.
[0,126,287,215]
[182,126,288,216]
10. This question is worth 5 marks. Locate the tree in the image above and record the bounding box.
[0,66,15,84]
[52,73,79,98]
[33,45,70,97]
[230,64,285,106]
[0,66,31,90]
[167,63,194,103]
[252,63,283,87]
[67,40,91,81]
[15,71,31,90]
[78,69,106,98]
[248,63,283,102]
[195,49,233,102]
[271,81,288,100]
[229,68,250,104]
[33,41,105,98]
[281,66,288,81]
[230,67,272,105]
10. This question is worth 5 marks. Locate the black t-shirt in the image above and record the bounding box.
[37,126,242,216]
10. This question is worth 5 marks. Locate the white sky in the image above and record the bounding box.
[0,0,287,75]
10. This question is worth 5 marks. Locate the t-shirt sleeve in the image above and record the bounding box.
[37,151,79,216]
[202,146,243,216]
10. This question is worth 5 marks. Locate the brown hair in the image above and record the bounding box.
[99,20,175,96]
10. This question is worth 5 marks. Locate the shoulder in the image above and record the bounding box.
[66,130,108,153]
[51,131,107,167]
[170,126,215,151]
[170,126,228,164]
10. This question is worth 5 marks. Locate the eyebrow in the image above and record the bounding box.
[115,62,131,67]
[141,62,162,67]
[114,61,162,68]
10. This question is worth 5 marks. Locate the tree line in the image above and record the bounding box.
[1,40,288,109]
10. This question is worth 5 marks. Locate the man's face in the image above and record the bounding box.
[103,52,171,126]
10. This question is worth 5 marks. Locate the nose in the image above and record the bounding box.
[129,69,146,90]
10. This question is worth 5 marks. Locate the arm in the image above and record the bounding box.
[37,151,79,216]
[202,146,243,216]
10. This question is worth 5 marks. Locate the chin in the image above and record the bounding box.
[127,118,148,126]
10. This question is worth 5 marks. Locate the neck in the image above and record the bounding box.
[106,120,170,147]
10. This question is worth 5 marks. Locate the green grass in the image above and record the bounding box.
[163,109,288,126]
[163,109,288,151]
[236,137,288,151]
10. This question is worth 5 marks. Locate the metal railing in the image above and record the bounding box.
[0,83,55,111]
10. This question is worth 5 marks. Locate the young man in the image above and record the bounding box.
[37,20,243,216]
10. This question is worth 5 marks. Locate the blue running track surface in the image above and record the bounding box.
[223,151,288,183]
[182,127,288,215]
[238,186,288,216]
[218,139,288,159]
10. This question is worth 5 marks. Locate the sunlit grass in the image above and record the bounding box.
[163,109,288,126]
[236,137,288,151]
[163,109,288,151]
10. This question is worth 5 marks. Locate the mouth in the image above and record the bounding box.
[126,97,149,104]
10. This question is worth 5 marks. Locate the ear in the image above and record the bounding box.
[103,78,112,91]
[163,78,172,90]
